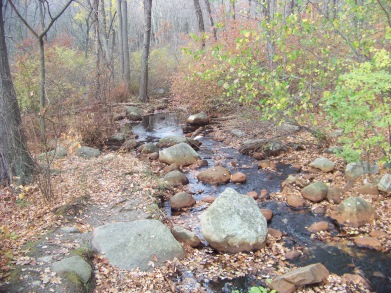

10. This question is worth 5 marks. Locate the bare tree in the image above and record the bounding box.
[8,0,74,139]
[205,0,217,41]
[139,0,153,102]
[0,0,34,185]
[193,0,205,47]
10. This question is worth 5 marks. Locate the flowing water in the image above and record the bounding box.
[133,112,391,293]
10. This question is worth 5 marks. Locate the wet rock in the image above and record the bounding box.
[259,189,269,200]
[270,263,329,293]
[187,112,209,125]
[122,139,138,151]
[330,196,376,227]
[369,230,389,239]
[378,174,391,193]
[170,192,196,210]
[312,206,327,215]
[125,106,142,121]
[301,182,328,203]
[231,172,246,183]
[353,236,382,251]
[159,143,200,166]
[92,220,185,271]
[163,171,189,187]
[246,191,257,199]
[281,175,297,189]
[260,209,273,222]
[309,157,335,172]
[75,146,101,158]
[287,194,307,208]
[284,250,301,260]
[141,142,159,154]
[51,256,92,284]
[343,274,371,290]
[202,196,216,203]
[327,187,343,204]
[200,188,268,253]
[307,221,330,233]
[171,226,201,248]
[197,166,231,185]
[356,184,379,195]
[345,162,379,180]
[268,228,283,238]
[157,135,201,149]
[258,160,271,169]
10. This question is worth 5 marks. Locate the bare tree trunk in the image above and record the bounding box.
[138,0,152,102]
[93,0,102,100]
[122,0,131,92]
[204,0,217,41]
[231,0,236,20]
[193,0,205,47]
[0,0,34,185]
[117,0,124,78]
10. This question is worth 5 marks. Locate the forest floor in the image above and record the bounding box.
[0,97,390,292]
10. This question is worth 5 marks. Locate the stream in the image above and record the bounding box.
[133,112,391,293]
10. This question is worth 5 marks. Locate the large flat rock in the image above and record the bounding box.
[159,142,200,166]
[92,220,185,271]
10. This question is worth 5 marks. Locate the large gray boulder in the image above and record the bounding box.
[51,256,92,284]
[159,143,200,166]
[330,196,376,227]
[125,106,142,121]
[92,220,185,271]
[200,188,268,253]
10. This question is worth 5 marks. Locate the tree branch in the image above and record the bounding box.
[8,0,39,38]
[376,0,391,28]
[39,0,74,39]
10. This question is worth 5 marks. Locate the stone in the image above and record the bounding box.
[122,139,138,151]
[230,129,245,137]
[258,160,271,169]
[171,226,201,247]
[187,112,209,125]
[268,228,283,238]
[200,188,268,253]
[307,221,330,233]
[353,236,382,251]
[330,196,376,227]
[231,172,247,183]
[92,220,185,271]
[157,135,201,149]
[51,256,92,284]
[345,162,379,180]
[60,226,81,234]
[75,146,101,158]
[148,152,159,160]
[38,147,68,160]
[343,274,371,290]
[327,187,343,204]
[170,192,196,210]
[270,263,329,293]
[202,196,216,203]
[163,163,179,173]
[259,189,269,200]
[356,184,379,195]
[312,206,327,215]
[260,209,273,222]
[284,250,301,260]
[369,230,389,239]
[287,195,307,208]
[378,174,391,193]
[324,146,344,154]
[163,171,189,186]
[301,182,328,202]
[247,191,258,199]
[309,157,335,172]
[197,166,231,185]
[141,142,159,154]
[106,133,125,148]
[125,106,142,120]
[159,143,200,166]
[281,175,297,189]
